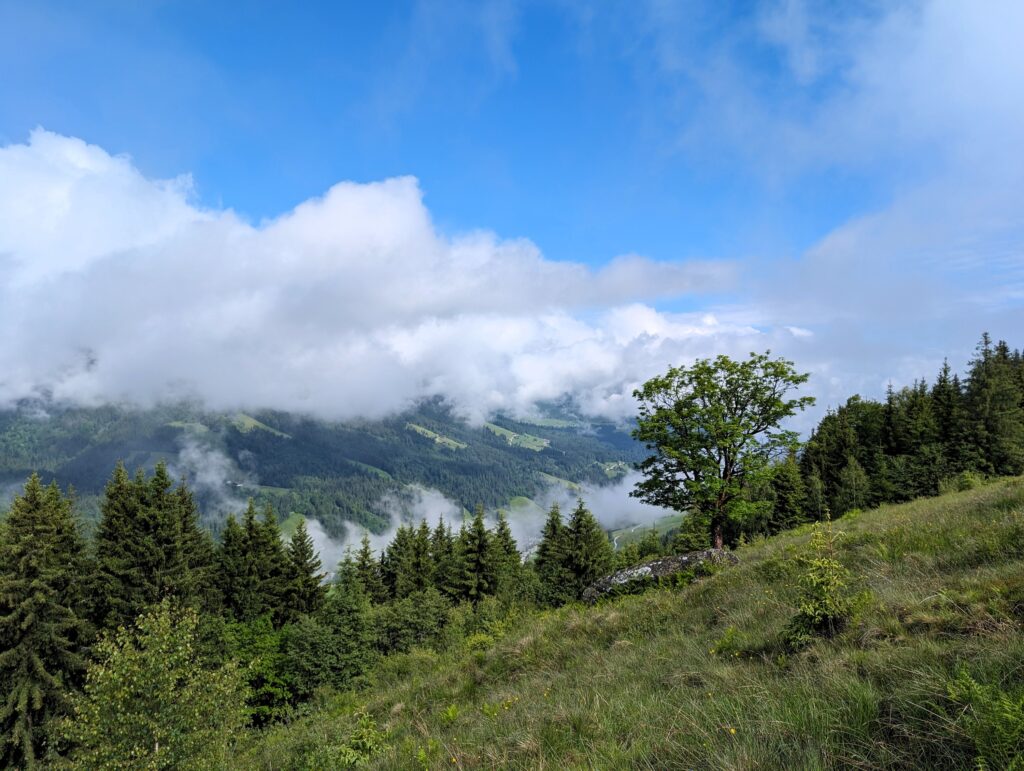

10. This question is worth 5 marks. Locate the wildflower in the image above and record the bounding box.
[729,727,736,735]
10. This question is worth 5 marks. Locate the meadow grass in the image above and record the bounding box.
[405,423,468,450]
[232,412,292,438]
[483,423,550,452]
[245,478,1024,769]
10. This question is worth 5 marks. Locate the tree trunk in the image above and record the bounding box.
[712,520,724,550]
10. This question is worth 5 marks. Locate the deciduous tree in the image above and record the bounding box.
[632,352,814,549]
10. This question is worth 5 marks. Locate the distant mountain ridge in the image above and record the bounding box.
[0,399,643,539]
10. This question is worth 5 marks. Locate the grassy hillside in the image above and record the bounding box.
[246,478,1024,769]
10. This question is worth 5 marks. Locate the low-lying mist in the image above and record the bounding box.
[300,472,676,570]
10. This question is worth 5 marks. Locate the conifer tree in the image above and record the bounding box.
[251,503,292,624]
[216,514,259,621]
[410,519,435,595]
[219,501,291,624]
[319,555,373,686]
[804,471,828,521]
[834,457,870,515]
[281,551,372,702]
[458,505,495,604]
[615,542,642,569]
[637,528,663,560]
[260,504,292,606]
[172,481,217,609]
[932,360,970,472]
[534,503,573,607]
[286,519,326,616]
[90,461,207,630]
[354,534,387,605]
[965,334,1024,476]
[769,454,807,533]
[488,511,521,594]
[381,525,416,600]
[0,475,88,768]
[429,520,462,602]
[565,499,614,599]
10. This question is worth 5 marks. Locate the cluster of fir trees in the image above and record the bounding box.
[532,501,616,607]
[339,499,617,648]
[0,456,624,767]
[798,334,1024,519]
[0,462,338,766]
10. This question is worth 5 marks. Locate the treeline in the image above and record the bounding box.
[800,334,1024,513]
[666,333,1024,549]
[0,460,620,767]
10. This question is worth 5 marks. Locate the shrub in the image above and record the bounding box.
[939,470,986,495]
[61,602,248,769]
[301,711,386,769]
[786,519,857,648]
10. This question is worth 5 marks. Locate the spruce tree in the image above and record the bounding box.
[488,511,521,594]
[216,514,259,621]
[251,503,292,624]
[834,457,870,515]
[172,480,217,610]
[637,528,663,560]
[804,470,828,521]
[429,520,462,602]
[565,499,614,600]
[90,461,206,630]
[933,360,970,472]
[458,505,495,604]
[965,334,1024,476]
[286,519,326,616]
[410,519,435,595]
[219,501,291,624]
[319,556,373,686]
[0,475,88,768]
[769,454,807,533]
[534,503,573,607]
[354,534,387,605]
[381,525,416,600]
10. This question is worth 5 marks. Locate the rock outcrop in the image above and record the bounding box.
[582,548,738,604]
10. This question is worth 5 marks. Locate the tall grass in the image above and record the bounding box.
[245,478,1024,769]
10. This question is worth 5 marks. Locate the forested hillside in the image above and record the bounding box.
[2,336,1023,768]
[0,398,641,537]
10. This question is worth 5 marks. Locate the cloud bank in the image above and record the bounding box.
[2,3,1022,427]
[0,129,754,422]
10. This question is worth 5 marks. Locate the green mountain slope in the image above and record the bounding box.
[0,400,642,537]
[246,478,1024,769]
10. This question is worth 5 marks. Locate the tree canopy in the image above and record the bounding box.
[632,352,814,548]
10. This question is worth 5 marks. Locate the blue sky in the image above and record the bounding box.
[0,0,889,265]
[0,0,1022,422]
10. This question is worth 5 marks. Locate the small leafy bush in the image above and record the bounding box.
[939,470,986,495]
[302,711,386,769]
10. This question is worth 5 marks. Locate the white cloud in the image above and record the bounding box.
[0,129,749,423]
[2,2,1021,429]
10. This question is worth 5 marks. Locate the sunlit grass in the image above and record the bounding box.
[245,478,1024,769]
